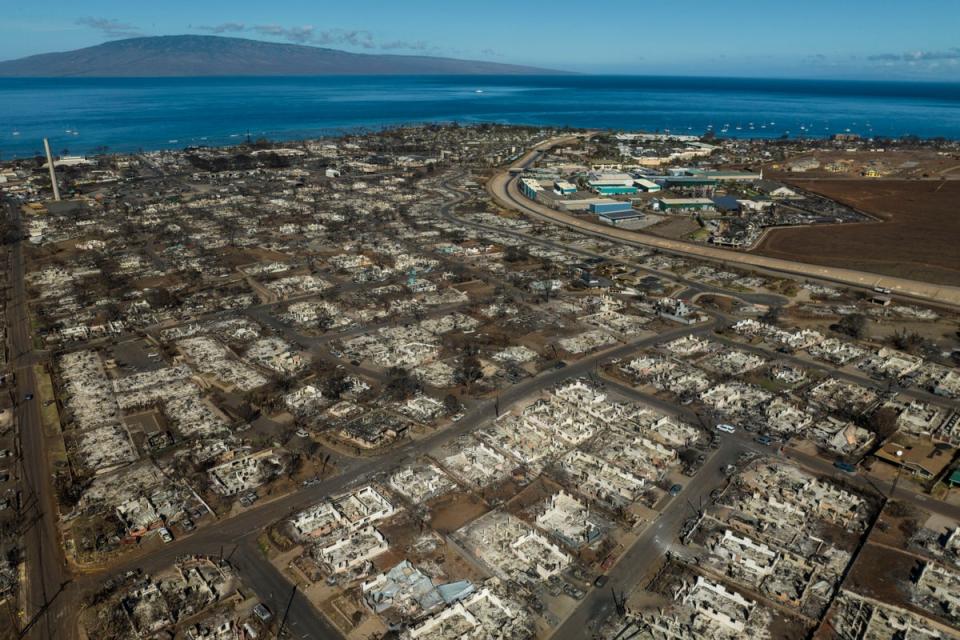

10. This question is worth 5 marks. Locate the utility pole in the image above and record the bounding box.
[889,449,904,501]
[611,587,626,617]
[277,583,297,639]
[42,138,60,201]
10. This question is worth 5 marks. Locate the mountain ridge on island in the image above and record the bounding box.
[0,35,571,77]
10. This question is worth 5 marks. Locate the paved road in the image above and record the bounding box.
[63,317,715,637]
[782,446,960,521]
[5,175,711,638]
[551,421,751,639]
[10,144,957,638]
[549,375,960,637]
[231,543,343,640]
[4,197,72,640]
[491,141,960,310]
[436,179,789,310]
[548,414,960,638]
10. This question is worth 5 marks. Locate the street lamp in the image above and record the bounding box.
[889,449,904,501]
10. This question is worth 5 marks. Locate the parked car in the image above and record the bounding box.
[755,435,772,446]
[715,423,736,434]
[669,484,683,496]
[833,461,857,473]
[158,528,173,543]
[253,603,273,622]
[593,575,609,588]
[563,584,585,600]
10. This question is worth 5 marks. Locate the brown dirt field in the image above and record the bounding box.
[646,216,701,240]
[753,180,960,286]
[844,543,924,613]
[427,491,489,534]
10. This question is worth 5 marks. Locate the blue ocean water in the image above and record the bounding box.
[1,75,959,157]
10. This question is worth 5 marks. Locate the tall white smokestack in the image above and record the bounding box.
[43,138,60,201]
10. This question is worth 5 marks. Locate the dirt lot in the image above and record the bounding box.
[646,216,701,240]
[843,542,932,617]
[766,149,960,180]
[427,491,489,534]
[754,180,960,286]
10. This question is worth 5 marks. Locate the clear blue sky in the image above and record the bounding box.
[3,0,959,80]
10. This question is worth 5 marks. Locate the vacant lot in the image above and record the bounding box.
[754,180,960,286]
[765,149,960,180]
[646,216,701,240]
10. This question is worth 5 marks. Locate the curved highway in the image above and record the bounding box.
[437,179,788,309]
[491,142,960,310]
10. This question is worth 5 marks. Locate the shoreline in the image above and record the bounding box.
[2,75,960,156]
[3,121,960,160]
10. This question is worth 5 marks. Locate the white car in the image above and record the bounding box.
[158,527,173,543]
[715,423,736,434]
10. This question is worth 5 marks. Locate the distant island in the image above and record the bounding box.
[0,35,567,77]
